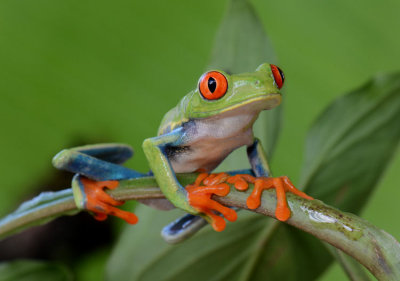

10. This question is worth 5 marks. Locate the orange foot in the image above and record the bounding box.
[186,173,237,232]
[227,174,313,221]
[81,177,138,224]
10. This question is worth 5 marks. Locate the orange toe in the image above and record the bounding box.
[282,176,314,200]
[81,177,138,224]
[244,176,312,222]
[207,211,226,232]
[246,194,260,210]
[93,213,107,221]
[226,174,255,191]
[203,172,229,186]
[186,173,237,231]
[275,205,291,221]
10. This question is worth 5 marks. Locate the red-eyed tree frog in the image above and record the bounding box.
[52,63,312,242]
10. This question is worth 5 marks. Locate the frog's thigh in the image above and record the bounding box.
[57,143,134,164]
[52,149,142,181]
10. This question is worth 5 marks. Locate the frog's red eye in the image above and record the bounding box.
[199,71,228,100]
[270,64,285,89]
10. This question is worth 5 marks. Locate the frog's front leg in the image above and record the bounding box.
[52,143,142,224]
[161,170,254,243]
[142,129,237,232]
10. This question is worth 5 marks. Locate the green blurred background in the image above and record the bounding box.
[0,0,399,280]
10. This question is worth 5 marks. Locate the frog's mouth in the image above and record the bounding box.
[192,93,281,118]
[223,92,281,112]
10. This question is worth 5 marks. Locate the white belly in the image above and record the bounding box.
[171,130,253,173]
[170,113,256,173]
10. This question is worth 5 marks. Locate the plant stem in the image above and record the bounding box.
[0,189,77,239]
[219,187,400,280]
[0,173,399,280]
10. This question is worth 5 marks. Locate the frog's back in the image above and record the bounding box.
[157,91,193,136]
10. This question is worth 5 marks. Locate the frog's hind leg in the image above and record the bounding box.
[162,214,207,244]
[52,143,144,181]
[53,143,142,224]
[65,143,133,164]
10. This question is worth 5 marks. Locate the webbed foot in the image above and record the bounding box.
[228,174,313,221]
[186,173,237,232]
[79,177,138,224]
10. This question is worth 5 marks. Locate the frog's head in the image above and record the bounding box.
[186,63,284,119]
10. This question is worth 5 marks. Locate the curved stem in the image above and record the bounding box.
[0,173,399,280]
[0,189,77,239]
[218,187,400,281]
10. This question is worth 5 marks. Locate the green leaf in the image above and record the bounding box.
[207,1,277,72]
[325,244,371,281]
[106,206,269,281]
[300,72,400,212]
[106,206,186,280]
[0,260,73,281]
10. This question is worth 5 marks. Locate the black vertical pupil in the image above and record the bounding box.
[208,77,217,93]
[277,67,285,84]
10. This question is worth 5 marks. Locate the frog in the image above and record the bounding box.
[52,63,312,241]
